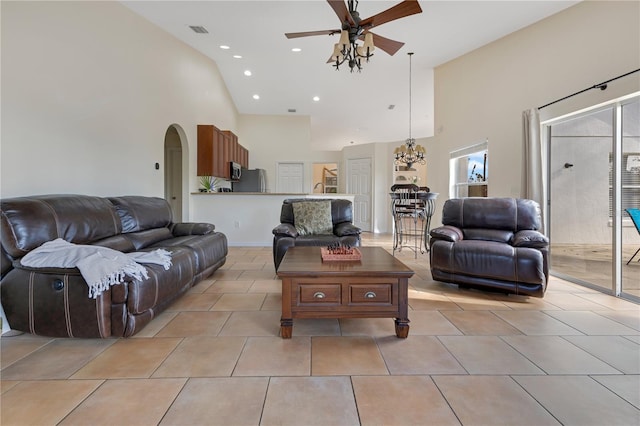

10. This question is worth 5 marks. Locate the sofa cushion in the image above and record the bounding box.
[430,225,464,242]
[123,228,173,251]
[125,246,195,315]
[442,198,541,232]
[463,229,514,243]
[294,235,357,247]
[150,232,228,275]
[272,223,298,238]
[431,240,545,285]
[171,222,215,236]
[280,198,354,226]
[292,201,333,235]
[1,195,121,258]
[108,196,172,233]
[512,230,549,248]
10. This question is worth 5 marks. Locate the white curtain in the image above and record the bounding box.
[523,108,547,231]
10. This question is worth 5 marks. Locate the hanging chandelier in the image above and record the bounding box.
[329,1,375,72]
[394,52,425,170]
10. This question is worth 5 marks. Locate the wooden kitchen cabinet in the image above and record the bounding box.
[197,124,222,177]
[198,125,249,178]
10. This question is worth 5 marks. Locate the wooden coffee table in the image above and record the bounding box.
[276,246,414,338]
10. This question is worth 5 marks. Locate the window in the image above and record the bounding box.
[449,140,488,198]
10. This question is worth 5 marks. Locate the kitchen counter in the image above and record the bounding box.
[191,193,355,246]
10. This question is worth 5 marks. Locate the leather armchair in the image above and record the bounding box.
[429,197,549,297]
[272,198,361,270]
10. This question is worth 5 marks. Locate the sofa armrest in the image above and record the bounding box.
[512,230,549,248]
[430,225,464,242]
[273,223,299,238]
[334,222,361,237]
[171,222,215,236]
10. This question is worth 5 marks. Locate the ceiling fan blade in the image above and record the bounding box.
[360,0,422,29]
[327,0,355,26]
[363,32,405,56]
[285,29,340,39]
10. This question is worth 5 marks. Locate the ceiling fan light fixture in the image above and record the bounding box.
[338,30,350,51]
[331,43,344,62]
[286,0,422,73]
[363,32,375,53]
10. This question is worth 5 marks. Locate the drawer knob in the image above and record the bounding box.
[313,292,326,299]
[365,291,377,299]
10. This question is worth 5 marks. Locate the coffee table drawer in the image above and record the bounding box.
[298,284,341,305]
[349,283,393,305]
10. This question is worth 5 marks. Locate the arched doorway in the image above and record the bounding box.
[164,124,186,221]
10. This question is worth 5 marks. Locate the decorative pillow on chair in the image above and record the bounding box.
[292,201,333,235]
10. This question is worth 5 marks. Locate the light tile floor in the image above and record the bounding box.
[1,233,639,425]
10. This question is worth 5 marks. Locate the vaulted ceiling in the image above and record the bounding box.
[122,1,578,151]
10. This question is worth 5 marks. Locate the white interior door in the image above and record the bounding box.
[276,162,304,193]
[164,126,183,222]
[347,158,372,232]
[166,147,182,221]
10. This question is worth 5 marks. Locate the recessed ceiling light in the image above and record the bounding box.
[291,48,302,52]
[253,94,260,100]
[313,96,320,102]
[244,70,252,77]
[219,45,230,50]
[233,55,242,59]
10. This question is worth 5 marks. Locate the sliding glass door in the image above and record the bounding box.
[547,95,640,300]
[621,99,640,297]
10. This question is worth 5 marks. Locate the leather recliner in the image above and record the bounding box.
[429,197,549,297]
[272,198,361,270]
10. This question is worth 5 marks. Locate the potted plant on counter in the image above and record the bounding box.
[199,175,222,192]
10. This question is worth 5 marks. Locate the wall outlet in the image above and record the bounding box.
[234,221,240,228]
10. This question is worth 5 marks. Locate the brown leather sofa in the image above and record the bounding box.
[429,197,549,297]
[0,194,228,337]
[272,198,361,270]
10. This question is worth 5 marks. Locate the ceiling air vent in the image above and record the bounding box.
[288,109,297,113]
[189,25,209,34]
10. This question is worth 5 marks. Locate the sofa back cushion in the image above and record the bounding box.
[281,198,353,226]
[0,195,122,259]
[442,198,541,232]
[108,196,172,233]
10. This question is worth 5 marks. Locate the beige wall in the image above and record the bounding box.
[424,1,640,226]
[1,1,239,219]
[3,1,639,236]
[237,114,341,194]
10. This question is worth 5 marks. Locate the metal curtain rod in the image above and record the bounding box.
[538,68,640,110]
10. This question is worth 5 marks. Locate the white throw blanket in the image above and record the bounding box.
[21,238,172,299]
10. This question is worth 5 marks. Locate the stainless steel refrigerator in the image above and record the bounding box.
[232,168,267,192]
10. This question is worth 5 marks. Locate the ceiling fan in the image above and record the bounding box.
[285,0,423,72]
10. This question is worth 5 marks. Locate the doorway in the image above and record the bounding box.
[164,125,185,222]
[347,158,372,232]
[312,163,338,194]
[546,95,640,300]
[276,162,304,193]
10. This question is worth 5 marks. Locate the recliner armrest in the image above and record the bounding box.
[273,223,299,238]
[430,225,464,242]
[512,230,549,248]
[334,222,361,237]
[171,223,215,236]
